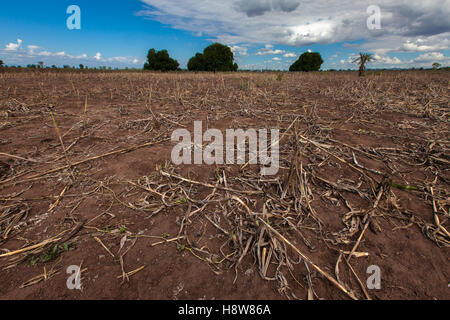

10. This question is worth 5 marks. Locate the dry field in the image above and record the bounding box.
[0,70,448,300]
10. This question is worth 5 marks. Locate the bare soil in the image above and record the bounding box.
[0,70,448,300]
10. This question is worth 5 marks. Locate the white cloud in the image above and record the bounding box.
[283,52,297,58]
[373,54,403,65]
[412,52,447,63]
[1,40,142,68]
[256,44,285,55]
[233,0,301,17]
[5,39,22,51]
[39,51,52,56]
[27,45,40,54]
[230,45,249,57]
[138,0,450,57]
[401,41,439,52]
[338,51,450,69]
[400,38,449,52]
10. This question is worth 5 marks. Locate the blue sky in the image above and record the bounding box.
[1,0,449,70]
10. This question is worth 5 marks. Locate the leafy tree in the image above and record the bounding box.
[188,43,238,72]
[353,53,374,77]
[187,53,206,71]
[289,52,324,72]
[203,43,237,71]
[144,49,179,71]
[79,64,84,70]
[432,62,441,70]
[0,59,4,67]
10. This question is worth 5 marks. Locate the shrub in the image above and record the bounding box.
[289,52,324,72]
[144,49,179,71]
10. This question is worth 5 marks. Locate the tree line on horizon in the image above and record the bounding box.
[143,43,326,73]
[1,48,446,73]
[144,43,238,72]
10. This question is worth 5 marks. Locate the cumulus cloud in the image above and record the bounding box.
[338,50,450,69]
[412,52,447,63]
[233,0,301,17]
[256,44,285,55]
[5,39,22,51]
[27,45,40,54]
[230,45,249,57]
[138,0,450,53]
[373,54,403,65]
[400,39,448,52]
[1,40,142,67]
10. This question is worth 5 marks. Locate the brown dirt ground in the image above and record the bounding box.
[0,70,448,300]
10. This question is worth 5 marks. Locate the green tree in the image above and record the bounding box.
[0,59,4,67]
[289,52,324,72]
[188,43,238,72]
[187,53,206,71]
[353,53,374,77]
[144,49,179,71]
[203,43,236,72]
[432,62,441,70]
[79,64,85,70]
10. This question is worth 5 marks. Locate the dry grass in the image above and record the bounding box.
[0,70,448,299]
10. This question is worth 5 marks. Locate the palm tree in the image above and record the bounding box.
[353,53,374,77]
